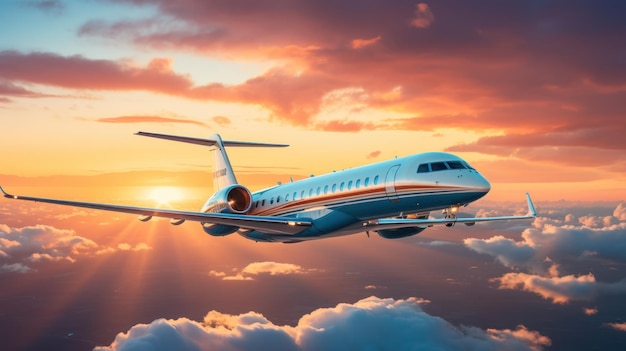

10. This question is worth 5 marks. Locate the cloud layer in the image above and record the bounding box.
[0,224,151,273]
[2,1,625,171]
[95,296,550,351]
[464,203,626,304]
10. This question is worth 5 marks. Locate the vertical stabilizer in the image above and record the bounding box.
[135,131,288,192]
[210,134,238,190]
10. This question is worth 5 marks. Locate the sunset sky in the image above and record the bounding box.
[1,1,625,351]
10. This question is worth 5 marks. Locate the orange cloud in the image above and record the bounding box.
[97,115,207,126]
[605,322,626,332]
[3,1,625,173]
[351,36,382,49]
[493,272,599,304]
[209,261,316,281]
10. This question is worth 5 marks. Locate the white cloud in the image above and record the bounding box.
[0,224,151,273]
[94,296,550,351]
[613,203,626,221]
[464,203,626,273]
[210,262,316,281]
[465,204,626,304]
[464,235,535,268]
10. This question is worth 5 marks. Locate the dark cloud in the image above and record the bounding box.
[0,51,192,93]
[3,1,625,167]
[94,296,550,351]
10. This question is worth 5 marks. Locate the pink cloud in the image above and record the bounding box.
[410,3,435,29]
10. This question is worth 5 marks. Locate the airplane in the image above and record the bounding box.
[0,131,536,243]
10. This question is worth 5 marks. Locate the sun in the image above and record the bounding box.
[148,186,183,206]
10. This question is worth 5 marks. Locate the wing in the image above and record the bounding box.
[0,186,310,235]
[364,193,537,231]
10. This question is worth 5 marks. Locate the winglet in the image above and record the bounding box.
[526,192,537,218]
[0,185,16,199]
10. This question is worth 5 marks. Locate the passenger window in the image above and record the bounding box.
[364,177,370,187]
[430,162,448,172]
[309,189,314,197]
[446,161,466,170]
[340,182,345,191]
[270,197,274,204]
[277,196,281,203]
[293,192,297,200]
[262,199,266,206]
[301,190,306,199]
[356,179,361,188]
[316,187,321,195]
[417,164,430,173]
[332,184,337,193]
[324,185,329,194]
[348,180,353,190]
[373,175,379,185]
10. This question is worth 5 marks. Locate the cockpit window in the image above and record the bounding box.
[430,162,448,172]
[417,160,475,173]
[417,164,430,173]
[462,162,475,170]
[446,161,466,169]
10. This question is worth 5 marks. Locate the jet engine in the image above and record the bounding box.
[201,184,253,236]
[376,227,426,239]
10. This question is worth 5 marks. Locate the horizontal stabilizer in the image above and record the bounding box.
[135,131,289,148]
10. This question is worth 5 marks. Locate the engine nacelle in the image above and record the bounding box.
[201,184,252,236]
[376,227,426,239]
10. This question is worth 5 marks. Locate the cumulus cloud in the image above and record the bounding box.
[614,203,626,221]
[209,261,316,281]
[464,235,535,268]
[493,271,626,304]
[465,203,626,272]
[95,296,550,351]
[0,224,151,273]
[465,203,626,304]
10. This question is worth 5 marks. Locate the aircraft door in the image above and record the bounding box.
[385,165,400,202]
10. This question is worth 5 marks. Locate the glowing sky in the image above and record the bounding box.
[1,0,624,201]
[1,1,626,351]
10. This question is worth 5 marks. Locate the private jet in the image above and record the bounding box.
[1,132,536,243]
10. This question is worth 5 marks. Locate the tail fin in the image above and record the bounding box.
[135,131,288,191]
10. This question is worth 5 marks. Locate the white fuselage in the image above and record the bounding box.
[228,152,490,242]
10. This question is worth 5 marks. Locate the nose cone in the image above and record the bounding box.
[465,172,491,195]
